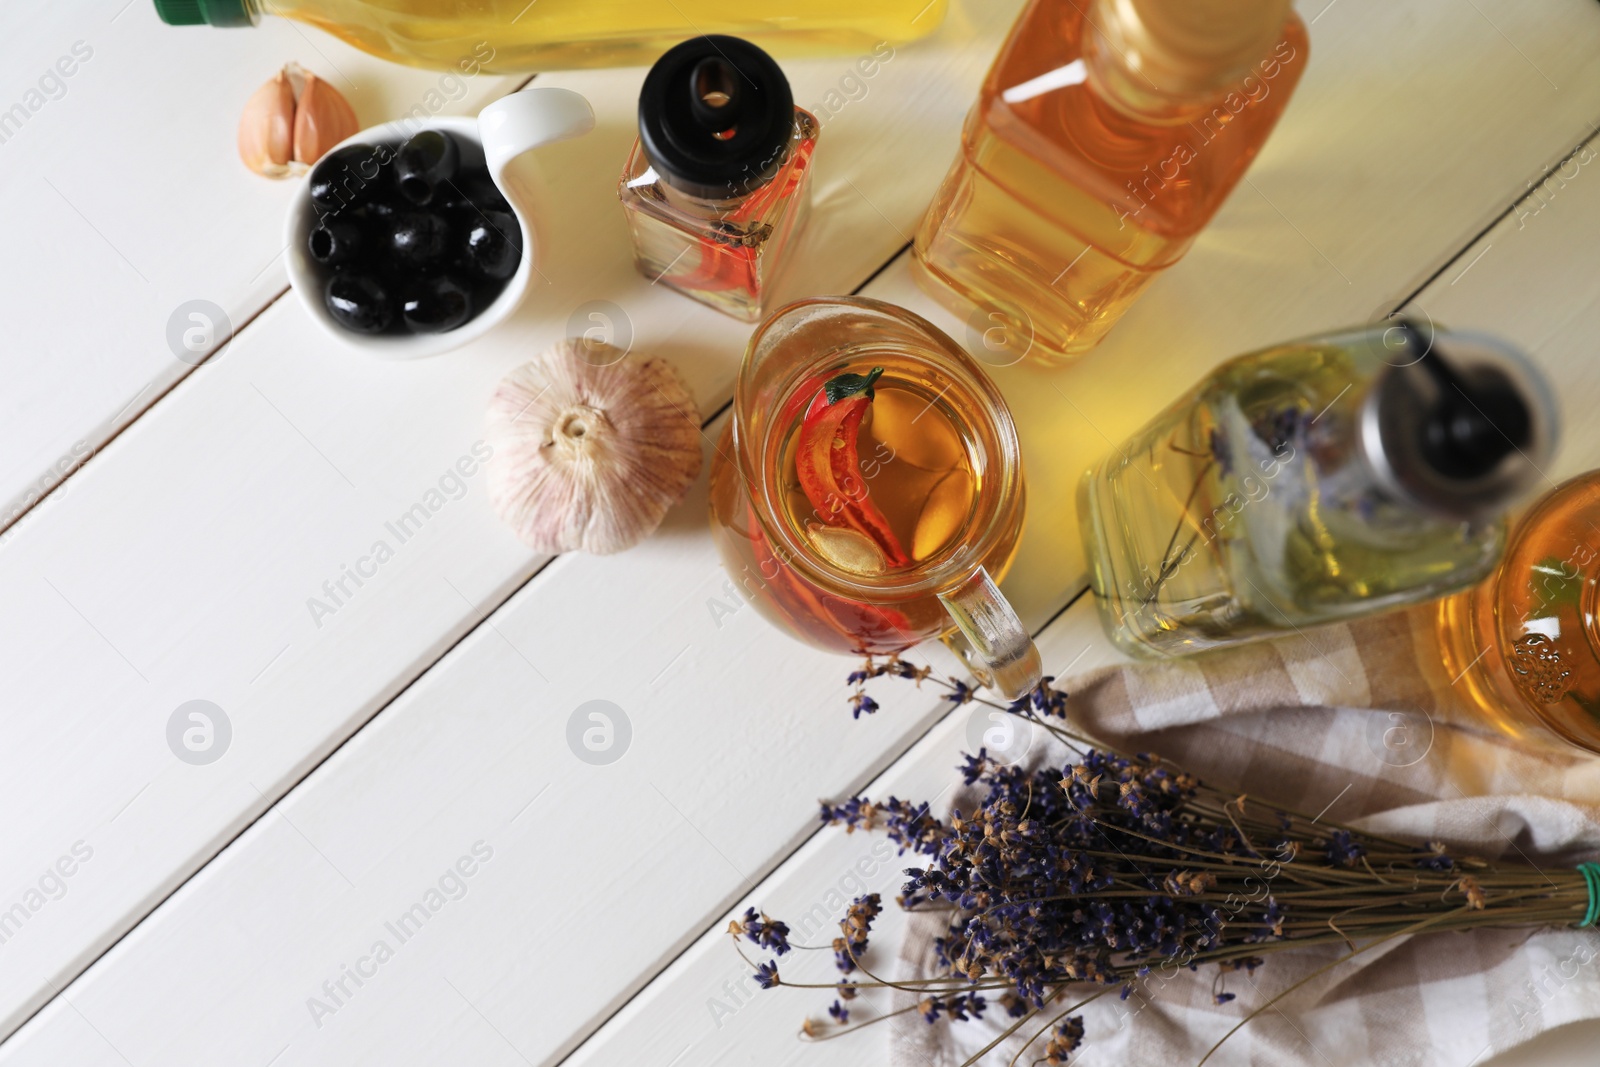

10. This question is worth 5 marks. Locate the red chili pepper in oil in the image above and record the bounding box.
[795,367,912,569]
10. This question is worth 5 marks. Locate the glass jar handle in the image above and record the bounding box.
[938,567,1042,700]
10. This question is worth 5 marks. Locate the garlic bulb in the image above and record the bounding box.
[239,63,358,178]
[488,339,703,555]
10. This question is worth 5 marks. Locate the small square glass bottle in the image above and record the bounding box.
[619,35,818,322]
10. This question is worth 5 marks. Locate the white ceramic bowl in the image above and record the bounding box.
[285,87,595,359]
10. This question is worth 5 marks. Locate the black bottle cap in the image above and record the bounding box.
[1365,320,1555,519]
[638,36,796,201]
[1416,354,1533,480]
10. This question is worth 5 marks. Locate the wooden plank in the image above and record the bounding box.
[8,0,1600,1061]
[1403,130,1600,477]
[0,406,1003,1067]
[0,0,522,535]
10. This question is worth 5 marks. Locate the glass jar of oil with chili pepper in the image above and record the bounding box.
[709,297,1042,698]
[620,36,818,322]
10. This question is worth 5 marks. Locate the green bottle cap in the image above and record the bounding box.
[151,0,255,27]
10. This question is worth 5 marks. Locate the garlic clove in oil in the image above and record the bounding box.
[238,69,297,178]
[807,525,888,575]
[239,63,359,179]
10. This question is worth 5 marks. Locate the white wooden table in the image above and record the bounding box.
[3,1,1599,1064]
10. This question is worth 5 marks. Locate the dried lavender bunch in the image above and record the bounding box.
[733,659,1596,1067]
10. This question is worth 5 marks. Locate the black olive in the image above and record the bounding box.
[308,143,391,213]
[390,211,452,269]
[324,274,394,334]
[307,221,362,268]
[402,275,472,333]
[395,130,461,206]
[461,210,522,281]
[442,172,511,215]
[353,200,397,225]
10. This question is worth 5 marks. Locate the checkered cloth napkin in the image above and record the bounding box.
[890,610,1600,1067]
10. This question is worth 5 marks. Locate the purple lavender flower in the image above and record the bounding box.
[819,795,871,831]
[1416,841,1455,871]
[1323,828,1366,867]
[830,893,883,974]
[888,657,923,680]
[758,914,791,955]
[1044,1016,1085,1063]
[1208,426,1234,479]
[1255,404,1309,454]
[746,669,1531,1067]
[945,991,987,1021]
[1030,678,1070,718]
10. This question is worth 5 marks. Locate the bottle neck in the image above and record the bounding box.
[1082,0,1292,123]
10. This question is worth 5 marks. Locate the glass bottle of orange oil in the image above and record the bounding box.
[151,0,947,72]
[1079,321,1558,659]
[914,0,1307,361]
[1437,473,1600,754]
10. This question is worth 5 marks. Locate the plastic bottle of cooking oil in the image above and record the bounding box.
[151,0,948,72]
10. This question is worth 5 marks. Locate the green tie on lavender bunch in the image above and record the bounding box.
[729,657,1600,1067]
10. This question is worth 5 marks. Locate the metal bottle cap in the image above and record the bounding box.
[1360,321,1557,520]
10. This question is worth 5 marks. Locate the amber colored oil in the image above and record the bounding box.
[709,350,1019,656]
[776,378,978,572]
[914,0,1307,359]
[262,0,948,72]
[620,111,819,322]
[1436,474,1600,753]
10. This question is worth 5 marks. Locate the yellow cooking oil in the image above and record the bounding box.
[158,0,949,72]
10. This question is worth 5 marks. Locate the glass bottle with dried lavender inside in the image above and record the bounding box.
[1078,321,1557,658]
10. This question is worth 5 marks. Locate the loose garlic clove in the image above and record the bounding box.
[238,69,296,178]
[292,72,358,168]
[239,64,360,179]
